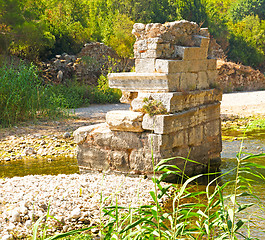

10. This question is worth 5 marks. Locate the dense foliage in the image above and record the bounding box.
[0,61,121,127]
[1,0,265,68]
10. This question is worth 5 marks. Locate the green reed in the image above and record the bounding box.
[32,151,265,239]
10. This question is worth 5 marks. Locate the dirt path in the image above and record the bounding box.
[221,90,265,117]
[1,90,265,141]
[72,90,265,119]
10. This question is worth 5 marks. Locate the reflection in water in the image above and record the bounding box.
[0,157,79,178]
[221,138,265,239]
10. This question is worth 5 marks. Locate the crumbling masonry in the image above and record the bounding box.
[74,21,222,180]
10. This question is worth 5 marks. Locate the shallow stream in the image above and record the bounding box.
[0,129,265,238]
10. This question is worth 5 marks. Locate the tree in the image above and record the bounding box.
[174,0,208,26]
[227,15,265,67]
[229,0,265,22]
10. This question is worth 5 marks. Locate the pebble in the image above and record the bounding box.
[63,132,71,138]
[71,207,81,219]
[11,210,21,222]
[0,173,158,238]
[2,234,13,240]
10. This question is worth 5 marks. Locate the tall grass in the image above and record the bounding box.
[99,151,265,239]
[0,62,67,127]
[31,148,265,240]
[0,62,121,127]
[49,75,121,108]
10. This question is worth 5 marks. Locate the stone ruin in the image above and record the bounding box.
[74,20,222,180]
[41,42,134,85]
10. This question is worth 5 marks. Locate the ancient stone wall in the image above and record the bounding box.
[41,42,134,85]
[74,21,223,180]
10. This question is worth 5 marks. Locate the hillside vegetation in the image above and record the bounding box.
[1,0,265,69]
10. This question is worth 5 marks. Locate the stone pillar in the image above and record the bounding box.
[74,20,222,180]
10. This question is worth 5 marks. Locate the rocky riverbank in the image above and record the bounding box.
[0,118,104,164]
[0,172,157,239]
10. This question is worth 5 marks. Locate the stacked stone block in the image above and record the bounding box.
[74,20,222,180]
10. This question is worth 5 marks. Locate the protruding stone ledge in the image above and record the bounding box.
[142,102,220,134]
[73,123,110,144]
[131,89,222,113]
[108,72,180,92]
[109,71,217,92]
[106,110,144,132]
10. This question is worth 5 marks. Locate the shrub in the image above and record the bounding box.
[229,0,265,22]
[141,97,168,116]
[0,61,71,127]
[227,15,265,67]
[91,75,121,104]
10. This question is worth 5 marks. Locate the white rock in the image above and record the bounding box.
[11,210,20,222]
[63,225,69,232]
[106,110,144,132]
[6,223,16,231]
[63,132,71,138]
[1,234,13,240]
[19,206,28,215]
[70,207,81,219]
[25,220,32,228]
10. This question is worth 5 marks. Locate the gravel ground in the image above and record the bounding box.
[1,90,265,239]
[0,173,158,239]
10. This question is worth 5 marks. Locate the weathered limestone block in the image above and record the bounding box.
[155,59,185,73]
[131,89,222,113]
[140,49,163,59]
[119,91,138,104]
[193,35,210,48]
[179,72,197,91]
[207,59,217,70]
[135,59,156,73]
[204,118,221,138]
[197,71,209,89]
[132,20,200,46]
[188,125,204,146]
[129,148,155,172]
[77,145,110,171]
[110,151,130,171]
[156,59,210,73]
[73,123,109,144]
[207,70,218,87]
[109,72,181,92]
[148,131,187,151]
[142,103,220,134]
[174,46,208,60]
[73,123,147,150]
[106,110,144,132]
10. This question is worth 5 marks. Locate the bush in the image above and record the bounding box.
[48,76,121,108]
[92,75,121,103]
[0,60,122,127]
[229,0,265,22]
[0,62,64,127]
[227,15,265,67]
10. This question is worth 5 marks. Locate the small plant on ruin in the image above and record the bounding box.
[141,97,168,116]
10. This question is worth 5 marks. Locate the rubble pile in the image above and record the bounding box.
[216,60,265,92]
[41,42,134,85]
